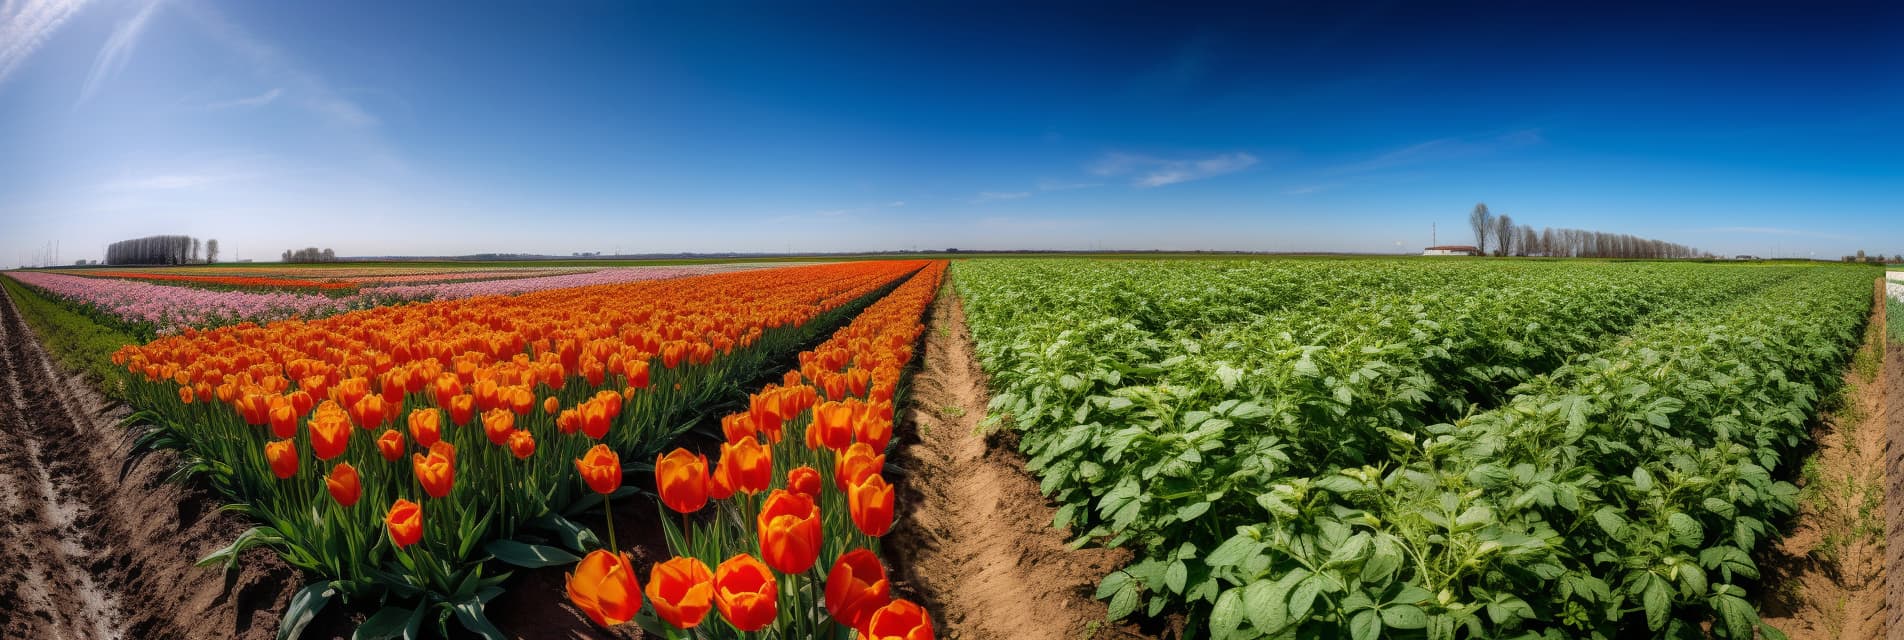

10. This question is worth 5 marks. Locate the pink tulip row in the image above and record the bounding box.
[8,265,755,332]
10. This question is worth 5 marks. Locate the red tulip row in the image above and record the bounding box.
[112,261,930,637]
[564,260,947,639]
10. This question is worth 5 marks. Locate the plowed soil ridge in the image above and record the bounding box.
[884,285,1151,639]
[0,283,302,640]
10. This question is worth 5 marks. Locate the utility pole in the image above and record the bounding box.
[1431,222,1436,246]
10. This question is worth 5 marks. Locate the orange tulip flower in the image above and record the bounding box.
[646,556,714,629]
[855,410,893,452]
[567,549,642,628]
[626,361,651,389]
[508,387,535,416]
[507,430,536,459]
[288,390,315,418]
[309,404,352,461]
[407,408,442,448]
[447,393,475,425]
[353,394,388,430]
[835,442,886,492]
[787,465,822,502]
[268,400,298,439]
[655,448,710,514]
[581,399,611,440]
[482,408,515,446]
[846,368,872,397]
[861,598,934,640]
[713,554,778,632]
[709,463,737,501]
[848,474,895,537]
[543,396,559,415]
[825,548,892,631]
[413,442,455,498]
[718,436,772,495]
[757,489,822,574]
[812,400,854,450]
[326,462,361,507]
[575,444,622,495]
[265,439,298,479]
[721,413,757,443]
[177,385,196,404]
[386,499,423,548]
[376,428,405,462]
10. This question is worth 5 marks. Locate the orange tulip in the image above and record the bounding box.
[713,554,778,632]
[413,442,455,498]
[386,499,423,548]
[377,428,406,462]
[507,430,536,459]
[567,549,642,628]
[483,408,515,446]
[721,413,757,443]
[581,399,611,439]
[309,404,352,461]
[812,401,854,450]
[757,489,822,574]
[855,410,893,452]
[447,393,475,425]
[288,390,315,418]
[178,385,196,404]
[787,465,822,502]
[835,442,886,492]
[655,448,710,514]
[861,598,933,640]
[575,444,622,495]
[268,400,298,439]
[407,408,442,448]
[846,368,872,397]
[826,549,892,631]
[326,462,361,507]
[626,361,651,389]
[265,439,298,479]
[718,436,772,495]
[848,474,895,537]
[709,463,737,501]
[646,556,714,629]
[353,394,389,430]
[508,387,535,415]
[543,396,559,415]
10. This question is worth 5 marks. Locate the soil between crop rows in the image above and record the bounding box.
[0,282,304,640]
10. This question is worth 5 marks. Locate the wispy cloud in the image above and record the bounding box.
[176,2,377,129]
[77,0,161,104]
[1705,226,1852,240]
[887,200,906,207]
[1092,151,1258,188]
[972,191,1030,204]
[1037,179,1102,191]
[0,0,92,88]
[1283,182,1342,196]
[102,172,244,191]
[205,87,282,109]
[1328,129,1543,175]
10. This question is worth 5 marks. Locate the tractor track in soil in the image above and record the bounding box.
[0,281,303,640]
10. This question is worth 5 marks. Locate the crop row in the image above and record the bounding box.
[112,261,928,637]
[953,259,1872,638]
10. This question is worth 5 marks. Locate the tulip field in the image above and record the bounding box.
[0,256,1891,640]
[954,259,1880,639]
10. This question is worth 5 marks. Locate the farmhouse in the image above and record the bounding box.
[1422,245,1480,256]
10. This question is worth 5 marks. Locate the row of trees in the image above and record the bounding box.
[1843,251,1901,263]
[1467,203,1704,259]
[282,247,339,263]
[106,235,219,265]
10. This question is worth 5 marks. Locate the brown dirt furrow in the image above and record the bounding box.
[0,282,303,640]
[1761,279,1891,639]
[885,284,1149,640]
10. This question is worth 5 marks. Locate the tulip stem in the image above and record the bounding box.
[603,494,619,553]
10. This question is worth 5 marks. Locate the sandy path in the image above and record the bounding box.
[884,284,1150,640]
[1761,278,1892,639]
[0,282,304,640]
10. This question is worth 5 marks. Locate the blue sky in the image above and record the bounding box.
[2,1,1900,264]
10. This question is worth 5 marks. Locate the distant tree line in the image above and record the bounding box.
[106,235,220,265]
[1842,250,1901,263]
[1467,203,1704,259]
[282,247,339,263]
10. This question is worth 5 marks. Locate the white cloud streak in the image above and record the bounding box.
[0,0,92,87]
[1092,151,1258,188]
[971,191,1030,203]
[76,0,160,104]
[205,86,282,109]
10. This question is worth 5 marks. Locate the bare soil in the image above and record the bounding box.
[883,285,1150,640]
[1761,280,1893,639]
[0,283,306,640]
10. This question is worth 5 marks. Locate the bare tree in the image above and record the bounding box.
[206,239,220,264]
[1493,214,1515,256]
[1468,203,1493,255]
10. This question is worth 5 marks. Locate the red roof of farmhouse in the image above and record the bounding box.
[1424,245,1479,251]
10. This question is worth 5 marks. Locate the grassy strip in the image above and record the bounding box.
[1,274,138,396]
